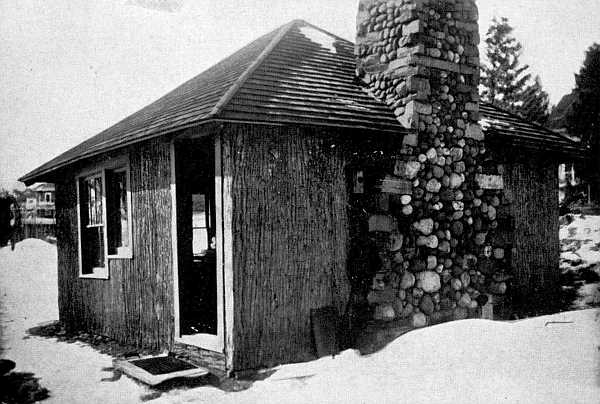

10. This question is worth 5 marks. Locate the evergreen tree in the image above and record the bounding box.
[521,76,550,125]
[567,44,600,203]
[481,17,550,124]
[568,44,600,149]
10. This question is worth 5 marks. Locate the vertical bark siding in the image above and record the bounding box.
[504,160,560,300]
[223,124,351,370]
[55,138,174,349]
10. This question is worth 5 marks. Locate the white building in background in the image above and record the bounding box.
[23,183,55,224]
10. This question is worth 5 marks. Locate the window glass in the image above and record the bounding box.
[80,175,105,274]
[87,176,103,226]
[107,169,130,255]
[192,193,210,255]
[78,165,132,276]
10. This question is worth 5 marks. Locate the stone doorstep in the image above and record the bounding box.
[115,354,209,386]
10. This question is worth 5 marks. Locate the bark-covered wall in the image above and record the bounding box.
[222,123,351,370]
[55,138,174,349]
[504,159,560,303]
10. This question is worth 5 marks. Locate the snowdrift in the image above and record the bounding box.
[1,240,599,404]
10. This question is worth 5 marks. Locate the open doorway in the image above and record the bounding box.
[174,139,218,340]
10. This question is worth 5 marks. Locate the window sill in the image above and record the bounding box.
[79,268,109,280]
[108,247,132,259]
[108,254,133,260]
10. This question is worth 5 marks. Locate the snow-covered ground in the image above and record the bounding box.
[1,239,599,403]
[0,240,147,403]
[560,214,600,308]
[560,214,600,271]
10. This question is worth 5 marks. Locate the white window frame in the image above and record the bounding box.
[76,170,108,279]
[76,158,133,280]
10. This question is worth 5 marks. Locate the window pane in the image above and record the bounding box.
[84,226,105,269]
[79,175,105,274]
[118,172,129,248]
[192,194,208,255]
[87,180,94,224]
[107,172,120,253]
[192,228,208,255]
[85,176,103,226]
[94,177,103,225]
[107,169,130,255]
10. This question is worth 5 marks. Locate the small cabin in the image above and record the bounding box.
[21,10,583,375]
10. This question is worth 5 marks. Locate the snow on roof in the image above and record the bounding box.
[29,182,55,192]
[21,21,585,185]
[479,117,511,131]
[299,25,338,54]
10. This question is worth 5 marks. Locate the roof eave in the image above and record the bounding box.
[19,114,409,185]
[18,116,221,185]
[19,22,299,186]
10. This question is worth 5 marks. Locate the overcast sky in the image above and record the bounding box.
[1,0,599,190]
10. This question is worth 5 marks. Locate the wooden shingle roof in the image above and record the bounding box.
[21,20,583,184]
[479,103,584,155]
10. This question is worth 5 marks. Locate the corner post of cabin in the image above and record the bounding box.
[169,138,181,342]
[214,127,235,373]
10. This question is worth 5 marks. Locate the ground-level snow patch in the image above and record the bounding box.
[560,215,600,272]
[153,311,600,404]
[2,239,599,404]
[560,215,600,311]
[0,240,151,403]
[560,215,600,242]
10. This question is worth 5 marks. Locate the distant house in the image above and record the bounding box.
[16,183,56,241]
[21,2,585,375]
[23,183,56,223]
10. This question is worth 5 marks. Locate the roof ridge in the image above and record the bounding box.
[209,20,299,118]
[20,21,585,184]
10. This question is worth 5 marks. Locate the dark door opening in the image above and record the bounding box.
[175,139,218,336]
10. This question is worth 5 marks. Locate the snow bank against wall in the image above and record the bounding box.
[160,310,600,404]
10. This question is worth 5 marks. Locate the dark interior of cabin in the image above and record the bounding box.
[174,139,217,336]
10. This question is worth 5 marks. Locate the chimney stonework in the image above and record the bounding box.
[356,0,481,133]
[354,0,509,326]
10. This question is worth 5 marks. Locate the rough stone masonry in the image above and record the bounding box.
[355,0,510,327]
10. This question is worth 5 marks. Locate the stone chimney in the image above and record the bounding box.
[356,0,481,136]
[354,0,500,326]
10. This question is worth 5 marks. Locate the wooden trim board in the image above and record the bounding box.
[218,130,235,373]
[170,140,181,340]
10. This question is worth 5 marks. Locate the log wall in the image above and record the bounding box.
[504,159,560,302]
[222,123,351,370]
[55,138,174,349]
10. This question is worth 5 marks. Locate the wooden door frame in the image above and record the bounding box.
[170,135,231,354]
